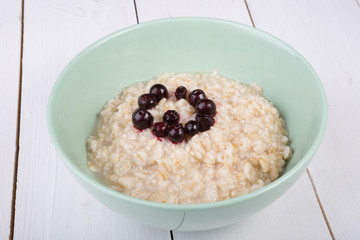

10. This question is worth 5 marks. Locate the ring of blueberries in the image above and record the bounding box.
[132,84,216,143]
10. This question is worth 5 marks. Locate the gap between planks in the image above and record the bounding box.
[306,169,335,240]
[170,230,174,240]
[244,0,256,28]
[9,0,25,239]
[133,0,140,24]
[356,0,360,9]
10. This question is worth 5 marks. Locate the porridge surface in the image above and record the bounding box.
[87,71,292,204]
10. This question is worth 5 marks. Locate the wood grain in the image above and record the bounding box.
[0,0,22,238]
[246,0,360,238]
[13,0,169,239]
[135,0,331,238]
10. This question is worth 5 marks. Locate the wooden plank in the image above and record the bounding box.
[135,0,252,25]
[175,174,330,239]
[135,0,330,238]
[13,0,169,239]
[246,0,360,238]
[0,0,22,238]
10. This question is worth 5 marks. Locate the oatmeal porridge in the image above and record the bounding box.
[86,71,292,204]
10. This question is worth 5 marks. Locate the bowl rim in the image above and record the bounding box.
[47,17,328,211]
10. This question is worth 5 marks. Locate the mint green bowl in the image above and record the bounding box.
[48,18,327,231]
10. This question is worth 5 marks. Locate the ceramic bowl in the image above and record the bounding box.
[48,18,327,231]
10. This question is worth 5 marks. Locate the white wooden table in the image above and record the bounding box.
[1,0,359,239]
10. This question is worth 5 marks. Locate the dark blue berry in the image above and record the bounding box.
[152,122,168,138]
[138,94,157,110]
[184,120,199,136]
[195,113,215,132]
[175,86,187,100]
[150,84,168,102]
[188,89,206,106]
[163,110,180,126]
[132,108,154,130]
[196,99,216,116]
[167,124,185,143]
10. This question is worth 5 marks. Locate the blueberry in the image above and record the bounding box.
[196,99,216,116]
[184,120,199,136]
[152,122,168,138]
[138,94,157,110]
[150,84,168,102]
[163,110,180,126]
[188,89,206,106]
[175,86,187,100]
[195,113,215,132]
[132,108,154,130]
[167,124,185,143]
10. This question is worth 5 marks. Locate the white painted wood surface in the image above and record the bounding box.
[247,0,360,238]
[0,0,22,238]
[13,0,168,239]
[136,0,252,25]
[1,0,359,239]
